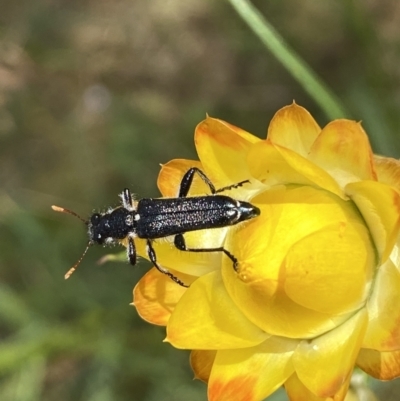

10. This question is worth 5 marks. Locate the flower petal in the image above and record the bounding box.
[362,259,400,351]
[208,337,296,401]
[166,271,269,349]
[346,180,400,263]
[390,238,400,273]
[292,309,367,398]
[308,120,377,186]
[223,187,374,338]
[285,373,353,401]
[190,350,216,383]
[374,155,400,193]
[195,117,260,191]
[267,103,321,157]
[132,267,189,325]
[357,348,400,380]
[132,235,222,277]
[247,141,343,198]
[285,375,325,401]
[158,159,204,197]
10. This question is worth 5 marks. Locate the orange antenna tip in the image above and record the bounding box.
[64,267,76,280]
[63,242,91,280]
[51,204,87,224]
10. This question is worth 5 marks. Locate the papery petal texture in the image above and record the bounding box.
[346,180,400,263]
[362,259,400,351]
[222,186,374,338]
[133,268,189,326]
[357,348,400,380]
[374,155,400,192]
[285,373,353,401]
[247,141,343,197]
[267,103,321,156]
[166,271,269,349]
[191,350,216,383]
[208,337,296,401]
[308,120,377,186]
[292,309,367,398]
[195,117,262,199]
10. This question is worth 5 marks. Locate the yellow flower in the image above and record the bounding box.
[133,104,400,401]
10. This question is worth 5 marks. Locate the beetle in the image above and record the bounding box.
[52,167,260,287]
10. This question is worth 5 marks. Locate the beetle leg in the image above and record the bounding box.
[174,234,238,271]
[179,167,216,197]
[179,167,250,197]
[127,236,137,265]
[146,239,188,287]
[215,179,250,194]
[121,188,134,210]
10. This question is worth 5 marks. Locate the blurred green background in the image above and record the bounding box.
[1,1,400,400]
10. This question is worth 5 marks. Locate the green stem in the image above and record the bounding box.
[228,0,349,120]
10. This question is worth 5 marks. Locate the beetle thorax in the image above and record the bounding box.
[88,207,136,245]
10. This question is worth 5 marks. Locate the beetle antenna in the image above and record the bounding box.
[64,242,91,279]
[51,205,87,224]
[52,205,90,279]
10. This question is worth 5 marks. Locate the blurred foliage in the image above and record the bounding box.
[1,0,400,400]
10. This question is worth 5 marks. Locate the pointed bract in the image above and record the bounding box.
[309,120,377,187]
[190,350,216,383]
[267,103,321,157]
[195,117,261,197]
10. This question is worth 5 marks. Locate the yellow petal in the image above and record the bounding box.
[190,350,216,383]
[247,141,343,198]
[132,235,221,277]
[223,186,374,338]
[308,120,377,187]
[285,375,325,401]
[158,159,204,197]
[390,237,400,273]
[208,337,295,401]
[132,267,189,326]
[357,348,400,380]
[267,103,321,157]
[285,373,353,401]
[374,155,400,193]
[346,180,400,263]
[292,309,367,398]
[195,117,260,190]
[166,271,269,349]
[362,259,400,351]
